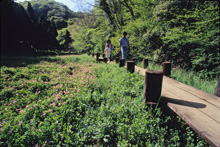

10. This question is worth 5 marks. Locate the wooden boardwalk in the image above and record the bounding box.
[135,66,220,147]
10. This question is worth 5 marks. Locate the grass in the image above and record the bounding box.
[0,54,211,146]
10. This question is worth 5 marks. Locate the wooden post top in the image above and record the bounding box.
[127,61,135,63]
[146,70,163,75]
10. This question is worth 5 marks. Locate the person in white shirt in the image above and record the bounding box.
[105,39,113,50]
[119,32,129,64]
[105,44,111,63]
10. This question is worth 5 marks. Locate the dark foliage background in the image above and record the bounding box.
[1,0,76,55]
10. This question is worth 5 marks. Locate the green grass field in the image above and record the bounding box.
[0,55,211,146]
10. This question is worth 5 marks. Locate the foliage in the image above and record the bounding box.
[0,55,210,146]
[20,0,75,30]
[56,28,73,50]
[68,10,113,54]
[1,0,59,55]
[161,2,220,77]
[70,0,219,77]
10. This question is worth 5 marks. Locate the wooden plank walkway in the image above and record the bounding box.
[135,66,220,147]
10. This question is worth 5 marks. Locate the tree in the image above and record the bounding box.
[56,28,73,50]
[27,2,38,23]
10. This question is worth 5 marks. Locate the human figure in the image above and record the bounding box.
[119,32,129,64]
[105,44,111,63]
[105,39,113,50]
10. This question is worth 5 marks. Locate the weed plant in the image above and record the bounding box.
[0,55,210,146]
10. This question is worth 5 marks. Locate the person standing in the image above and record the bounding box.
[105,39,113,50]
[119,32,129,64]
[105,44,111,63]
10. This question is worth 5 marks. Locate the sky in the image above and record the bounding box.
[15,0,94,12]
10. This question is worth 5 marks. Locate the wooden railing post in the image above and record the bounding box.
[143,58,148,69]
[214,76,220,97]
[115,57,119,63]
[96,53,100,62]
[99,58,104,62]
[163,62,171,77]
[104,57,108,63]
[132,58,136,65]
[127,61,135,73]
[143,70,163,104]
[119,59,125,67]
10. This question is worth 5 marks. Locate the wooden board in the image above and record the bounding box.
[134,65,220,147]
[164,76,220,108]
[162,79,220,122]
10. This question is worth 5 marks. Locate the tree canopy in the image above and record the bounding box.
[20,0,76,30]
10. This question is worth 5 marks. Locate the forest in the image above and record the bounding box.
[1,0,219,77]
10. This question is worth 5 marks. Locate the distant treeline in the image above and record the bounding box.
[70,0,219,77]
[1,0,78,55]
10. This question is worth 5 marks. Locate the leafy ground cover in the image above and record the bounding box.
[0,55,210,146]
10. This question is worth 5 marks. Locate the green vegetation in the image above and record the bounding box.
[0,55,210,146]
[1,0,77,55]
[1,0,218,146]
[20,0,75,30]
[70,1,219,78]
[56,28,73,50]
[1,0,219,76]
[1,0,59,55]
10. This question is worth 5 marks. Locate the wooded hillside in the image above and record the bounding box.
[1,0,75,55]
[20,0,75,30]
[70,0,219,77]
